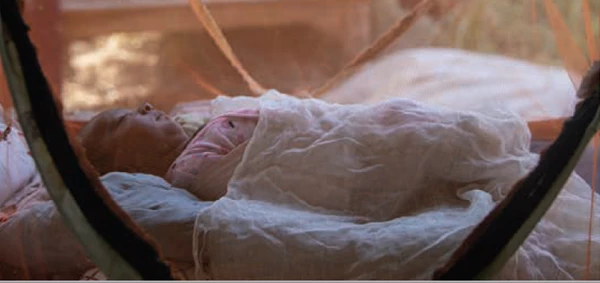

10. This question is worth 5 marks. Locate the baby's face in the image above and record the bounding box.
[80,103,189,176]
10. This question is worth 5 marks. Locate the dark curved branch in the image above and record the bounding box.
[0,0,174,279]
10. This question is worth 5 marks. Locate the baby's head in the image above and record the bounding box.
[78,103,189,177]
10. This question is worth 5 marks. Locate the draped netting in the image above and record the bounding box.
[0,0,599,280]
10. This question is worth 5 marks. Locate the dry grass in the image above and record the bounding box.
[432,0,599,66]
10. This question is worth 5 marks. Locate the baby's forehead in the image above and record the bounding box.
[84,109,133,134]
[90,109,130,125]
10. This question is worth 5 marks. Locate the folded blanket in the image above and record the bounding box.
[166,109,259,200]
[0,116,37,207]
[0,173,208,279]
[192,91,599,280]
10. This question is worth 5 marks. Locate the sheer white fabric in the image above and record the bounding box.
[192,91,599,280]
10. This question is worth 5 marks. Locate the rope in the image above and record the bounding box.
[311,0,434,97]
[188,0,267,96]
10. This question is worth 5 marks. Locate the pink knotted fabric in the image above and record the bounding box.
[165,109,259,200]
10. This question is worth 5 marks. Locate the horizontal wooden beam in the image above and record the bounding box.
[527,118,566,141]
[62,109,567,142]
[62,0,306,11]
[61,0,371,40]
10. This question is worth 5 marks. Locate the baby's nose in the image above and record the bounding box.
[138,103,154,114]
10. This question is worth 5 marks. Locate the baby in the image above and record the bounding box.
[78,103,259,200]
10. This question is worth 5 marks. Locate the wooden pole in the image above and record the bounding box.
[24,0,63,100]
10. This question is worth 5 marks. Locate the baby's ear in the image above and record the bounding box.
[576,61,600,100]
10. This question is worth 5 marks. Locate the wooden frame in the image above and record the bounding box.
[62,0,373,59]
[18,0,373,102]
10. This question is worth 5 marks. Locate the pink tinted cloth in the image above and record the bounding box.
[165,109,259,200]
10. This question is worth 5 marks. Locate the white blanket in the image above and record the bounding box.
[193,91,600,280]
[0,110,37,207]
[321,48,577,122]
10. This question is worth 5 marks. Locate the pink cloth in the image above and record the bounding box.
[165,109,259,200]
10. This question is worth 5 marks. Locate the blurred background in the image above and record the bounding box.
[6,0,600,114]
